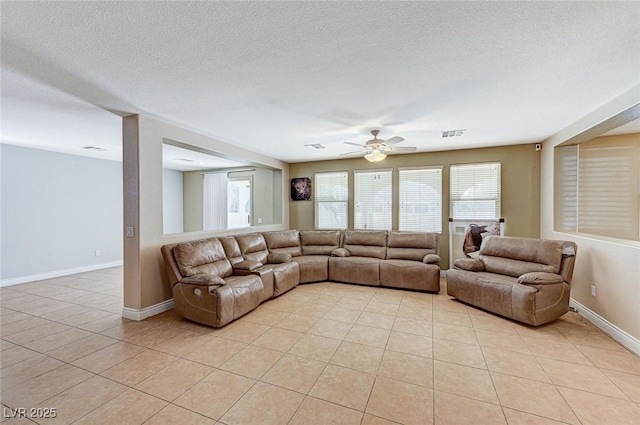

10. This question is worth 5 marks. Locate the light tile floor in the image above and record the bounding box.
[1,267,640,424]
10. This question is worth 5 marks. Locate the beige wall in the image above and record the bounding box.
[289,143,541,268]
[182,170,203,232]
[247,167,275,226]
[541,85,640,346]
[123,115,289,311]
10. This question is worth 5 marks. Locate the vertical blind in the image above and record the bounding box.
[315,171,348,229]
[203,172,228,230]
[556,137,639,241]
[354,169,392,230]
[399,167,442,232]
[450,162,501,220]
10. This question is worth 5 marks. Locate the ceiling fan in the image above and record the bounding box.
[342,130,417,162]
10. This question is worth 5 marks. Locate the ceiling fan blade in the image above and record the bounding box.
[340,149,369,156]
[344,141,367,148]
[383,146,417,153]
[383,136,404,146]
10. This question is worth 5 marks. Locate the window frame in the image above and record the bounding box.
[398,165,443,233]
[314,170,349,230]
[353,168,393,231]
[449,161,502,221]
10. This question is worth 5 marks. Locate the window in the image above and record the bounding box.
[399,167,442,232]
[450,162,501,220]
[354,169,392,230]
[203,172,228,230]
[555,136,639,241]
[315,171,348,229]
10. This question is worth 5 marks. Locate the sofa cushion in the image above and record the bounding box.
[293,255,329,283]
[300,230,341,256]
[268,253,292,264]
[260,262,299,296]
[219,236,244,266]
[423,254,441,265]
[517,272,564,285]
[343,230,387,259]
[233,260,263,271]
[263,230,302,257]
[236,233,269,264]
[386,231,438,261]
[380,260,440,292]
[454,258,485,271]
[446,269,522,319]
[181,274,226,287]
[479,236,564,277]
[173,238,233,278]
[328,256,381,285]
[331,248,350,257]
[217,275,264,325]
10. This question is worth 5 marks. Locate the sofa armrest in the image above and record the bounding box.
[267,253,292,264]
[180,274,226,287]
[234,260,263,271]
[517,272,564,285]
[422,254,441,265]
[453,258,485,272]
[331,248,350,257]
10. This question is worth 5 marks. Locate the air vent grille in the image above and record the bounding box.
[442,130,466,138]
[305,143,326,150]
[81,146,106,151]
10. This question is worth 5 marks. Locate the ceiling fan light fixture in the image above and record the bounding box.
[364,148,387,163]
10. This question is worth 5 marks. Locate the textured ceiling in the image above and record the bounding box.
[1,2,639,163]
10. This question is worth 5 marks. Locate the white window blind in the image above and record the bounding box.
[557,146,578,232]
[399,167,442,232]
[203,172,228,230]
[578,146,637,239]
[354,169,392,230]
[450,162,501,220]
[556,137,640,241]
[315,171,348,229]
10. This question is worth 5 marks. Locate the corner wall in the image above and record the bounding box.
[0,144,123,284]
[122,115,289,312]
[540,85,640,346]
[289,143,541,269]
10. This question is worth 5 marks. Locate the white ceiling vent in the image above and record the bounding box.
[305,143,326,150]
[81,146,106,151]
[442,130,466,138]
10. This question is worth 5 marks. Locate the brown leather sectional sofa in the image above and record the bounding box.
[161,229,441,327]
[447,235,577,326]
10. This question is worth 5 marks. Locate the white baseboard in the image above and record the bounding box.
[122,299,175,321]
[0,261,124,287]
[570,298,640,356]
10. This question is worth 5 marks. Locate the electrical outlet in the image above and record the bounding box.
[95,250,101,257]
[126,227,134,238]
[591,285,597,297]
